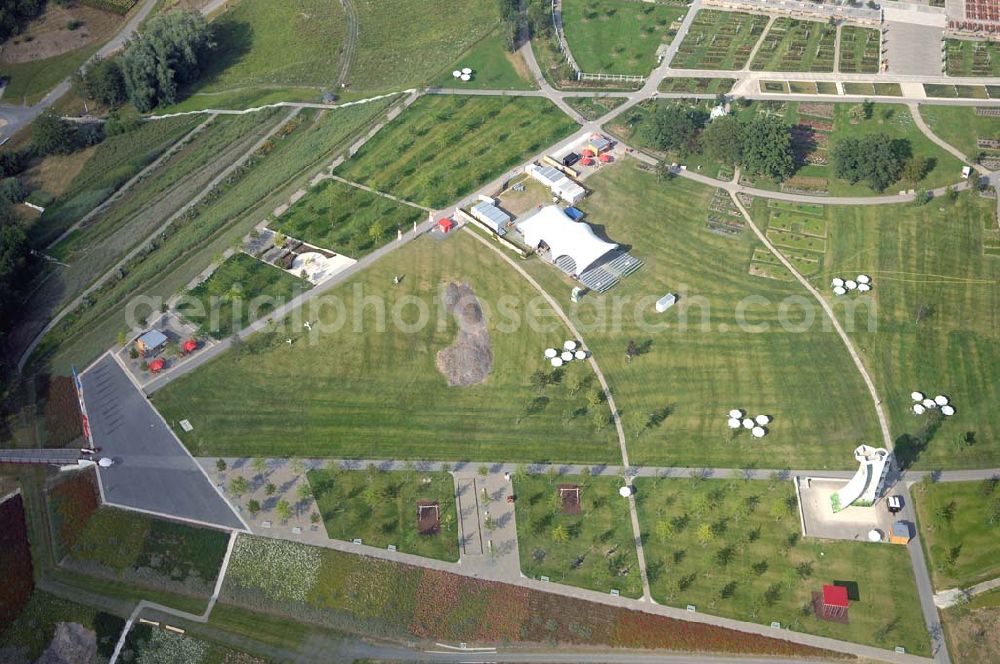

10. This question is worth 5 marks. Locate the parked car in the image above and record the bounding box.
[562,152,580,167]
[886,495,903,514]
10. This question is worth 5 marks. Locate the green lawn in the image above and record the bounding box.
[194,0,346,92]
[337,95,579,208]
[670,10,769,70]
[749,17,836,73]
[911,479,1000,590]
[430,31,535,90]
[182,252,311,339]
[65,507,230,596]
[0,43,99,105]
[349,0,499,91]
[635,477,929,655]
[562,0,686,75]
[945,38,1000,77]
[272,179,424,257]
[153,86,327,114]
[818,192,1000,469]
[838,26,880,74]
[514,472,643,598]
[521,164,883,470]
[154,231,619,462]
[920,104,1000,161]
[308,468,459,561]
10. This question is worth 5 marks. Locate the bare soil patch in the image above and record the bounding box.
[435,282,492,386]
[947,605,1000,662]
[23,146,97,197]
[559,483,581,514]
[417,500,440,535]
[0,5,120,63]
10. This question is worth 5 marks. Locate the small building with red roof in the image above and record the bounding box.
[437,218,455,234]
[182,339,198,354]
[149,358,166,373]
[820,584,849,619]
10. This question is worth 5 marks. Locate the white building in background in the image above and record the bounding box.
[526,163,586,204]
[831,444,891,512]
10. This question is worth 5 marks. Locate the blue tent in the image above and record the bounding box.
[564,206,584,221]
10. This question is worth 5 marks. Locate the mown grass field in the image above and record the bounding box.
[564,95,628,121]
[337,95,578,208]
[817,191,1000,469]
[520,163,883,470]
[195,0,346,92]
[154,231,619,462]
[670,10,768,70]
[272,178,424,257]
[749,17,836,73]
[430,31,535,91]
[919,104,1000,161]
[635,477,929,655]
[911,479,1000,589]
[562,0,686,75]
[37,100,396,374]
[0,43,99,105]
[308,468,459,561]
[182,253,310,339]
[514,473,643,597]
[349,0,498,91]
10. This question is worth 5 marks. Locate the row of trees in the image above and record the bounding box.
[641,105,796,181]
[75,10,215,112]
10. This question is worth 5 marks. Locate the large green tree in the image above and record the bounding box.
[831,133,905,192]
[32,111,76,156]
[739,115,794,182]
[121,10,215,112]
[641,104,707,155]
[77,58,127,107]
[701,114,743,167]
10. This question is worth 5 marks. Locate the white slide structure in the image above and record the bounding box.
[832,445,890,512]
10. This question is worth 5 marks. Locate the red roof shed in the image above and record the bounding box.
[437,218,455,233]
[182,339,198,353]
[149,358,166,373]
[822,585,849,607]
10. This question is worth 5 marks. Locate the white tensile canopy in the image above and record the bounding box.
[922,398,937,409]
[561,351,573,362]
[462,67,472,75]
[728,408,743,418]
[857,274,871,284]
[868,529,882,542]
[751,426,766,438]
[934,395,949,406]
[742,418,755,429]
[452,70,462,78]
[564,340,578,351]
[460,74,471,81]
[833,286,847,296]
[941,405,956,416]
[912,403,926,414]
[858,283,871,292]
[831,277,844,287]
[911,391,924,401]
[518,206,618,274]
[544,348,558,359]
[619,485,633,497]
[574,350,587,360]
[755,414,771,425]
[727,418,742,429]
[551,357,564,367]
[845,280,858,290]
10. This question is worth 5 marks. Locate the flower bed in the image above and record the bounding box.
[47,469,100,559]
[220,535,843,658]
[41,376,83,447]
[0,494,34,633]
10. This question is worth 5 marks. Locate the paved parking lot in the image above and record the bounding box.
[81,354,244,530]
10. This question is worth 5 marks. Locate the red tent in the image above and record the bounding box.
[182,339,198,354]
[599,153,613,163]
[437,218,455,233]
[820,584,849,619]
[580,157,594,166]
[149,358,166,373]
[581,149,595,157]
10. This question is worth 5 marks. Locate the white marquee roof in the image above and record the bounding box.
[517,205,617,274]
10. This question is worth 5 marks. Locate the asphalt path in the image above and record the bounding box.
[80,353,244,530]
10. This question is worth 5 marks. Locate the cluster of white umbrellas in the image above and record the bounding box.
[452,67,474,82]
[726,409,771,438]
[910,391,955,417]
[544,340,588,367]
[831,274,872,296]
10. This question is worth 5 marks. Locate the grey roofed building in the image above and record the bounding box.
[136,329,168,352]
[470,201,511,235]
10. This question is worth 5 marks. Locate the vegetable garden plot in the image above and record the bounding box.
[749,18,836,72]
[838,26,880,74]
[945,38,1000,77]
[705,188,744,236]
[671,10,768,70]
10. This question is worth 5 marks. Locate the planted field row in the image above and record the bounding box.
[750,17,836,73]
[924,83,998,100]
[671,10,769,70]
[659,77,735,94]
[337,95,578,208]
[945,38,1000,77]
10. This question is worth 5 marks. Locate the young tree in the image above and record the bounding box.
[264,481,276,496]
[229,475,248,497]
[215,458,227,472]
[247,499,260,516]
[251,457,267,478]
[289,458,305,477]
[701,115,743,166]
[740,116,795,182]
[276,499,293,521]
[296,481,313,502]
[551,524,569,543]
